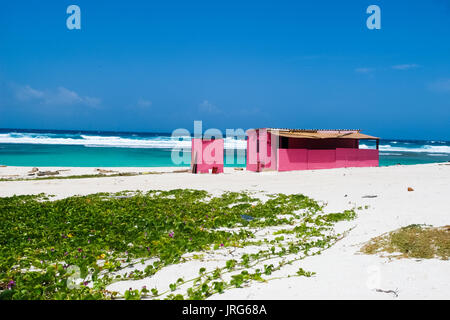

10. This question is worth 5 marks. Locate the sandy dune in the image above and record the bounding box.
[1,163,449,299]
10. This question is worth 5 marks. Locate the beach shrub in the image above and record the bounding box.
[361,224,450,259]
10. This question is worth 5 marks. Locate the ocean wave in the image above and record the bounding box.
[379,152,403,156]
[360,143,450,154]
[1,131,448,153]
[0,133,247,149]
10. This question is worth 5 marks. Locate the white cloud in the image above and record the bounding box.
[15,85,45,101]
[428,78,450,93]
[14,84,101,107]
[82,96,102,108]
[355,64,420,74]
[137,98,152,108]
[198,100,221,113]
[355,67,375,74]
[391,64,420,70]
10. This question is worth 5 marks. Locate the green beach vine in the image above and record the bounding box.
[0,189,356,300]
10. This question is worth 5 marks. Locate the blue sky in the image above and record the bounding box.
[0,0,449,139]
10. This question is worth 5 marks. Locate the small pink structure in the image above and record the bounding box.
[191,138,224,173]
[246,128,379,172]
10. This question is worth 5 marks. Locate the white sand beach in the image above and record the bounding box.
[1,163,449,299]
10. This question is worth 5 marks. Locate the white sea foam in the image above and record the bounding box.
[1,132,448,153]
[360,143,450,154]
[0,133,247,149]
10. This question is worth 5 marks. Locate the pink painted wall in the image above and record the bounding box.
[246,129,277,171]
[259,130,277,170]
[278,148,378,171]
[336,148,378,168]
[191,139,224,173]
[246,130,258,171]
[307,150,337,169]
[277,148,308,171]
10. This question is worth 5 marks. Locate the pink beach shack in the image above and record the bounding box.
[191,138,224,173]
[246,128,379,172]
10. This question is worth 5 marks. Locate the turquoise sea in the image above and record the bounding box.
[0,129,449,167]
